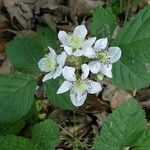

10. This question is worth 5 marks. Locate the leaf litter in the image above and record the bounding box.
[0,0,150,149]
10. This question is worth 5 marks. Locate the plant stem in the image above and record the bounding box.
[124,0,131,23]
[73,110,78,149]
[57,123,89,149]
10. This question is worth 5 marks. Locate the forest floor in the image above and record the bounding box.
[0,0,150,149]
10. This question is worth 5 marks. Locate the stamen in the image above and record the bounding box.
[97,51,109,63]
[68,34,84,50]
[74,79,88,93]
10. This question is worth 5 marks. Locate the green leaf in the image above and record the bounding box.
[0,135,36,150]
[0,120,25,135]
[90,7,116,39]
[6,37,45,73]
[0,74,36,123]
[132,129,150,150]
[112,6,150,90]
[45,77,74,110]
[31,119,60,150]
[36,26,58,49]
[94,99,146,150]
[108,0,140,15]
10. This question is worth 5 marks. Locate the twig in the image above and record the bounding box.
[57,124,90,150]
[124,0,130,23]
[0,29,18,34]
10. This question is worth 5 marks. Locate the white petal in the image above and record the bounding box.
[38,58,48,72]
[42,71,55,82]
[82,37,96,49]
[83,47,96,58]
[57,51,67,66]
[73,50,83,57]
[108,47,122,63]
[73,25,87,38]
[48,47,57,58]
[53,66,62,79]
[88,61,101,74]
[64,46,73,55]
[70,90,87,107]
[62,66,76,81]
[87,80,102,94]
[58,31,69,46]
[57,81,72,94]
[81,64,89,79]
[94,38,108,51]
[101,64,112,78]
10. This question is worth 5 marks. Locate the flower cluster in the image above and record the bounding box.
[38,25,121,107]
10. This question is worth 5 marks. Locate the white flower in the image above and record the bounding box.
[38,47,67,82]
[58,25,96,57]
[87,38,121,78]
[57,64,102,107]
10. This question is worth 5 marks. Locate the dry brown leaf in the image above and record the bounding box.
[48,109,69,125]
[102,78,132,109]
[3,0,35,29]
[0,0,3,9]
[86,94,109,112]
[34,0,69,30]
[0,58,12,74]
[16,30,36,37]
[110,90,132,109]
[0,15,9,27]
[0,38,6,54]
[69,0,104,23]
[146,121,150,128]
[136,88,150,101]
[57,24,75,33]
[140,100,150,108]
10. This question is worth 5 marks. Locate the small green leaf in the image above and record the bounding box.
[31,119,60,150]
[132,129,150,150]
[0,135,36,150]
[94,99,146,150]
[6,37,45,74]
[45,77,74,110]
[0,74,36,123]
[112,6,150,90]
[36,26,58,49]
[90,7,116,39]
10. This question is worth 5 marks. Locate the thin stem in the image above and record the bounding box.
[120,0,123,13]
[124,0,131,23]
[57,123,89,150]
[73,110,78,149]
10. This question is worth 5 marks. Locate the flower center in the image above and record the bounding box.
[97,52,109,63]
[74,80,88,93]
[68,34,84,50]
[44,56,57,72]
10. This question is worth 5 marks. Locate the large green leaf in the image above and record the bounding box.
[0,120,60,150]
[36,26,58,49]
[0,74,36,123]
[0,120,25,135]
[6,26,57,74]
[31,119,60,150]
[45,77,74,110]
[112,6,150,90]
[6,37,45,74]
[132,129,150,150]
[108,0,140,15]
[0,135,36,150]
[94,99,146,150]
[90,7,116,39]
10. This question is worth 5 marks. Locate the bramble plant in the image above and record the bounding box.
[1,4,150,150]
[38,25,121,106]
